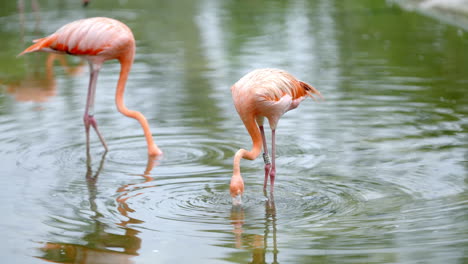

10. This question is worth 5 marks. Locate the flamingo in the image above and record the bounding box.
[19,17,162,156]
[230,68,321,201]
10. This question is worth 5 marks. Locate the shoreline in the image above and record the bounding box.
[391,0,468,31]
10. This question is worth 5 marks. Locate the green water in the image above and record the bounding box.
[0,0,467,263]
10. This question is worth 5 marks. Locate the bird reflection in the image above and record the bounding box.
[37,153,158,263]
[116,155,158,226]
[5,53,84,104]
[230,192,279,264]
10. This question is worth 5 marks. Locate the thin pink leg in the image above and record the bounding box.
[270,129,276,193]
[259,126,271,189]
[84,62,108,152]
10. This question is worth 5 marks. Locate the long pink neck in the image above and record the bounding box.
[233,116,263,176]
[115,50,162,156]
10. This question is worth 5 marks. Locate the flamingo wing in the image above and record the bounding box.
[19,17,134,59]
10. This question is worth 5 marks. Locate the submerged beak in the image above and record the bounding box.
[232,194,242,206]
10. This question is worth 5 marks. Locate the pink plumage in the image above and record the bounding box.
[19,17,162,156]
[20,17,134,60]
[230,68,321,202]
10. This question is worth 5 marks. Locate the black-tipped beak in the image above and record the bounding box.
[83,1,89,7]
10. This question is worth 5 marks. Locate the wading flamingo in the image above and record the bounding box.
[19,17,162,156]
[230,68,321,202]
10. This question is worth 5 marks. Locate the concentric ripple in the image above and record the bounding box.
[105,130,238,177]
[111,163,415,242]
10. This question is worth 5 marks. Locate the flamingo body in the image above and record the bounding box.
[230,68,321,200]
[20,17,132,61]
[19,17,162,156]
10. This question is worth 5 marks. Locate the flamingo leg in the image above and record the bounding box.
[84,62,108,152]
[259,125,271,189]
[270,129,276,192]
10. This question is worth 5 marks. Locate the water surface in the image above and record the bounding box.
[0,0,467,263]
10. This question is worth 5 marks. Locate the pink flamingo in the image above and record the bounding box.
[230,68,321,201]
[19,17,162,156]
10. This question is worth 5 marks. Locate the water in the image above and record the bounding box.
[0,0,467,263]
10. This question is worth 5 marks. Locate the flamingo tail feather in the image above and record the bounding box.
[300,81,323,101]
[18,36,57,56]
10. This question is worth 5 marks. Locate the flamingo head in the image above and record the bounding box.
[148,144,163,157]
[230,175,244,205]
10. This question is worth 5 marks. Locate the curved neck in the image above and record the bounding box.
[233,116,263,176]
[115,51,162,156]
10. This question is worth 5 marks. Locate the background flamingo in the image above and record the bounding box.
[17,0,91,43]
[19,17,162,156]
[230,68,321,201]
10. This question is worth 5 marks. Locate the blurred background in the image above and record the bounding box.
[0,0,467,263]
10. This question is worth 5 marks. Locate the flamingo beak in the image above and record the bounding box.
[83,0,89,7]
[232,194,242,206]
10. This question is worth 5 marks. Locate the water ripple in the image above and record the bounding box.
[104,132,237,177]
